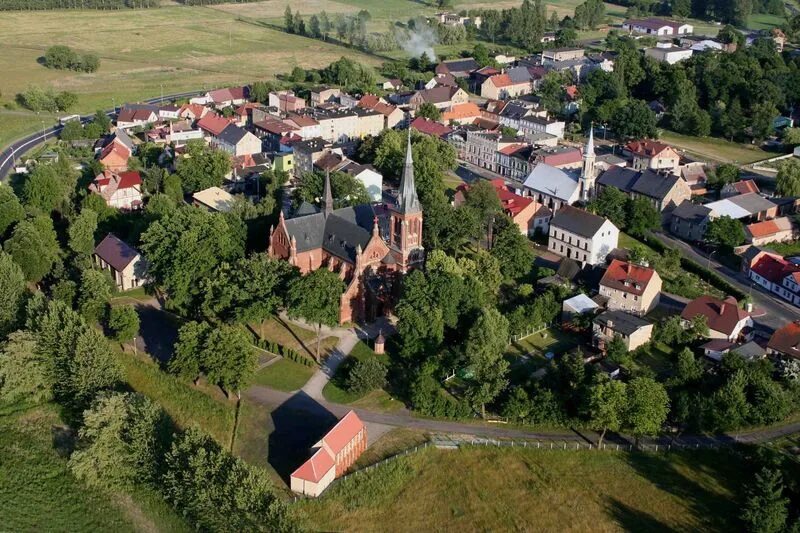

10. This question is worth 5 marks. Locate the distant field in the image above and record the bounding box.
[660,130,771,164]
[0,5,381,147]
[301,446,745,532]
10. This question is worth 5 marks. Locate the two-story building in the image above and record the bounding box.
[93,233,147,291]
[593,310,654,352]
[599,259,662,315]
[88,170,143,210]
[670,201,715,242]
[681,295,753,342]
[548,205,619,265]
[624,140,681,172]
[596,166,691,213]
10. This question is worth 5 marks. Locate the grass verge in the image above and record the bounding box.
[252,358,315,392]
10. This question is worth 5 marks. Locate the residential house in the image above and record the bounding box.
[623,18,693,35]
[599,259,662,315]
[192,186,235,213]
[680,295,753,342]
[746,252,800,307]
[310,86,342,107]
[455,178,549,235]
[645,43,693,64]
[625,140,681,172]
[701,339,766,362]
[470,66,501,93]
[441,102,482,125]
[116,103,159,129]
[518,115,566,140]
[342,162,383,202]
[425,73,458,89]
[214,124,262,157]
[381,78,403,91]
[206,86,249,108]
[680,162,708,194]
[88,170,143,210]
[532,146,583,169]
[268,91,306,113]
[463,130,518,173]
[351,107,385,138]
[480,68,541,100]
[233,102,263,127]
[313,150,349,173]
[435,58,480,78]
[705,193,778,222]
[98,142,130,172]
[596,166,691,213]
[157,105,180,121]
[358,95,404,129]
[178,103,208,121]
[300,107,362,143]
[767,321,800,360]
[433,12,482,27]
[670,201,715,242]
[496,144,534,181]
[721,179,760,198]
[548,205,619,265]
[593,310,654,351]
[290,411,366,497]
[409,117,453,139]
[283,114,321,140]
[93,233,147,291]
[292,138,331,177]
[542,48,585,63]
[409,86,469,111]
[197,113,236,140]
[745,217,796,246]
[522,163,582,211]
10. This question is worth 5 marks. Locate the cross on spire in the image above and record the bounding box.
[396,129,421,214]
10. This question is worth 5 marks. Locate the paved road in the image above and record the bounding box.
[0,90,205,180]
[654,232,800,333]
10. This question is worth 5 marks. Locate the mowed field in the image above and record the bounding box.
[301,446,745,532]
[0,4,382,146]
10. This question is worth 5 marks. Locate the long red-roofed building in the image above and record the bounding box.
[746,252,800,307]
[290,410,367,497]
[768,321,800,359]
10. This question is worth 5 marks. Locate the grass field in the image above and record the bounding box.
[252,315,339,360]
[0,402,189,533]
[660,131,771,164]
[0,5,382,147]
[301,446,745,532]
[252,358,316,391]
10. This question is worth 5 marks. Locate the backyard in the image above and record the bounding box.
[300,446,746,532]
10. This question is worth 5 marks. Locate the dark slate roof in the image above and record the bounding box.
[440,58,480,73]
[550,205,609,239]
[671,200,711,223]
[597,166,642,192]
[595,310,650,336]
[218,123,249,145]
[598,167,681,201]
[284,204,376,262]
[94,233,140,271]
[295,201,320,217]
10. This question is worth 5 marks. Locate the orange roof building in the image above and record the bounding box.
[454,178,550,236]
[98,142,130,172]
[625,139,680,172]
[440,102,481,125]
[290,410,367,497]
[599,259,663,315]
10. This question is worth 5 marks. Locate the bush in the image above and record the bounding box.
[42,45,100,72]
[346,358,387,395]
[17,86,78,112]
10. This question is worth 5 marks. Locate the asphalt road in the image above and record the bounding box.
[0,90,205,180]
[654,231,800,333]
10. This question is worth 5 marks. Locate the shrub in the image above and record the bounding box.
[346,358,387,395]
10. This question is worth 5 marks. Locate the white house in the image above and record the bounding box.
[548,205,619,265]
[623,18,693,36]
[644,43,693,64]
[88,170,143,210]
[214,124,262,157]
[93,233,147,291]
[343,163,383,202]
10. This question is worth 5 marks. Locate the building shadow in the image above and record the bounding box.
[134,304,178,365]
[268,391,339,483]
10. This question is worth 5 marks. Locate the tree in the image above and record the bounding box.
[60,120,84,140]
[588,379,627,446]
[502,387,533,422]
[140,206,245,314]
[287,269,345,362]
[741,468,789,533]
[0,186,24,237]
[163,173,183,202]
[69,392,167,489]
[169,321,211,384]
[604,335,629,366]
[347,357,387,395]
[705,215,745,251]
[416,102,442,121]
[491,215,534,280]
[78,268,114,323]
[776,159,800,197]
[4,215,60,283]
[673,347,703,385]
[22,162,72,213]
[107,305,139,343]
[68,208,98,256]
[0,331,51,405]
[588,186,627,228]
[708,163,740,189]
[395,270,444,360]
[309,14,321,38]
[284,6,295,33]
[293,170,370,209]
[625,377,669,445]
[465,308,510,418]
[176,140,231,193]
[0,252,26,336]
[67,327,123,413]
[43,45,78,70]
[626,197,660,237]
[609,99,657,140]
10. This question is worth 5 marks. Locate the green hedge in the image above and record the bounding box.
[254,338,316,367]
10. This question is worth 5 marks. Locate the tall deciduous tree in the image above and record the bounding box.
[705,215,745,251]
[588,378,627,446]
[4,215,60,283]
[0,331,51,404]
[395,270,444,360]
[176,140,231,193]
[465,307,509,418]
[0,186,24,237]
[588,185,627,228]
[107,305,140,343]
[776,159,800,197]
[77,268,114,323]
[741,468,789,533]
[0,251,26,335]
[491,215,535,280]
[287,269,345,361]
[625,377,669,446]
[68,208,98,256]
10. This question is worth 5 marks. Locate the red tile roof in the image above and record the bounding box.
[537,147,582,167]
[208,86,248,104]
[487,73,514,88]
[410,117,452,138]
[441,103,481,122]
[732,180,760,195]
[198,113,235,136]
[600,259,657,296]
[358,94,381,108]
[291,447,335,483]
[626,140,674,157]
[768,321,800,357]
[458,179,535,219]
[747,219,780,239]
[680,295,749,336]
[99,142,130,163]
[320,411,364,456]
[750,253,799,284]
[498,143,529,156]
[179,103,207,119]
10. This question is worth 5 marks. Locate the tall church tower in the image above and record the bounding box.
[389,131,424,271]
[580,125,597,201]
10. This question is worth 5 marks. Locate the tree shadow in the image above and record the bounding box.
[267,391,339,483]
[606,497,677,532]
[274,315,315,359]
[134,303,178,365]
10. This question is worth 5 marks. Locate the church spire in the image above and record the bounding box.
[323,169,333,217]
[584,124,595,157]
[397,129,421,214]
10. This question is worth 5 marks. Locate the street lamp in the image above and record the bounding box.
[41,120,46,142]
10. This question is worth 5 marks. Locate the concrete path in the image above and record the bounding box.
[301,329,359,401]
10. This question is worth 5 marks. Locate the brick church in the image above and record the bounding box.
[268,133,424,323]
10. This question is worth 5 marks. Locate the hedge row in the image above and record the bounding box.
[255,338,316,367]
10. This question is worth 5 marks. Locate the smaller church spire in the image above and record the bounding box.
[322,169,333,217]
[584,124,595,157]
[397,129,421,214]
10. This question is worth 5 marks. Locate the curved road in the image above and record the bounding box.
[0,90,206,180]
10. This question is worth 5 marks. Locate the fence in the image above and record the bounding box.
[451,437,730,453]
[509,323,552,345]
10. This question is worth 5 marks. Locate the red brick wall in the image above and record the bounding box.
[334,427,367,477]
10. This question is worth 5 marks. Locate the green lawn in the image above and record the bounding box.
[660,131,770,165]
[746,13,787,30]
[633,341,676,378]
[251,315,338,360]
[300,446,745,531]
[507,327,580,358]
[0,403,189,533]
[322,341,404,410]
[252,358,315,392]
[764,240,800,257]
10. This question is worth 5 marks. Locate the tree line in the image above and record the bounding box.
[0,0,157,9]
